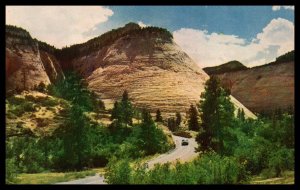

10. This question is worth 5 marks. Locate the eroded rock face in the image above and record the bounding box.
[6,24,257,119]
[6,26,64,93]
[72,34,209,115]
[53,24,255,118]
[215,62,294,114]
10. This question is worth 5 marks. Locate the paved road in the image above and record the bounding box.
[55,135,198,184]
[147,135,198,168]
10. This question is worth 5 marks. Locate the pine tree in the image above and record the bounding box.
[111,101,120,121]
[142,109,153,125]
[240,109,245,121]
[188,104,200,131]
[122,90,129,102]
[138,109,166,155]
[175,112,182,128]
[110,90,134,126]
[60,105,90,170]
[237,108,241,120]
[196,76,235,155]
[167,117,177,132]
[155,109,163,122]
[120,90,133,125]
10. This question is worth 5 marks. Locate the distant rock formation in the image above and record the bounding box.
[5,25,64,93]
[211,56,294,114]
[203,60,248,75]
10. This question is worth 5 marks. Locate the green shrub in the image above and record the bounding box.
[10,100,36,116]
[260,168,276,179]
[130,163,149,184]
[22,102,36,112]
[126,152,249,184]
[43,98,59,107]
[193,153,249,184]
[6,158,18,184]
[10,107,24,117]
[8,96,25,105]
[268,148,294,177]
[105,158,132,184]
[147,163,173,184]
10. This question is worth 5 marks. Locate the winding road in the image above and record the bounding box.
[147,135,198,168]
[56,135,198,184]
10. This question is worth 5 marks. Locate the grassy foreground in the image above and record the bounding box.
[13,166,294,184]
[250,170,294,184]
[15,168,105,184]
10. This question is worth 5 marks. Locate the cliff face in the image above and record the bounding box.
[69,25,209,115]
[215,61,294,114]
[5,26,64,93]
[6,24,256,119]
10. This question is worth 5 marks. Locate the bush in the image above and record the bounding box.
[6,158,18,184]
[125,152,249,184]
[268,148,294,177]
[10,100,36,116]
[147,163,174,184]
[43,98,59,107]
[7,96,25,105]
[193,152,249,184]
[22,102,36,112]
[105,158,132,184]
[130,163,149,184]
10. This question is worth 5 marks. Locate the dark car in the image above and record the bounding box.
[181,139,189,146]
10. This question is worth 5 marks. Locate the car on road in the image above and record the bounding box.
[181,139,189,146]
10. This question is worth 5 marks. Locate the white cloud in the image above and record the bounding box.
[6,6,113,48]
[272,5,294,11]
[284,6,295,10]
[173,18,294,68]
[272,6,281,11]
[137,21,148,28]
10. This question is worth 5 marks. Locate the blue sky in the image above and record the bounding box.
[6,6,294,67]
[93,6,294,43]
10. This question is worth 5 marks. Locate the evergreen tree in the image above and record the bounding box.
[175,112,182,127]
[141,109,153,125]
[167,117,177,132]
[237,108,245,121]
[155,109,163,122]
[237,108,241,119]
[122,90,129,102]
[110,90,134,126]
[111,101,120,121]
[196,76,235,155]
[188,104,200,131]
[120,90,133,125]
[60,105,91,170]
[139,109,162,155]
[240,109,245,121]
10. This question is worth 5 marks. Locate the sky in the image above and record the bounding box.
[6,6,294,68]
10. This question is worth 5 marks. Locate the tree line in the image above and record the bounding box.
[104,76,294,184]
